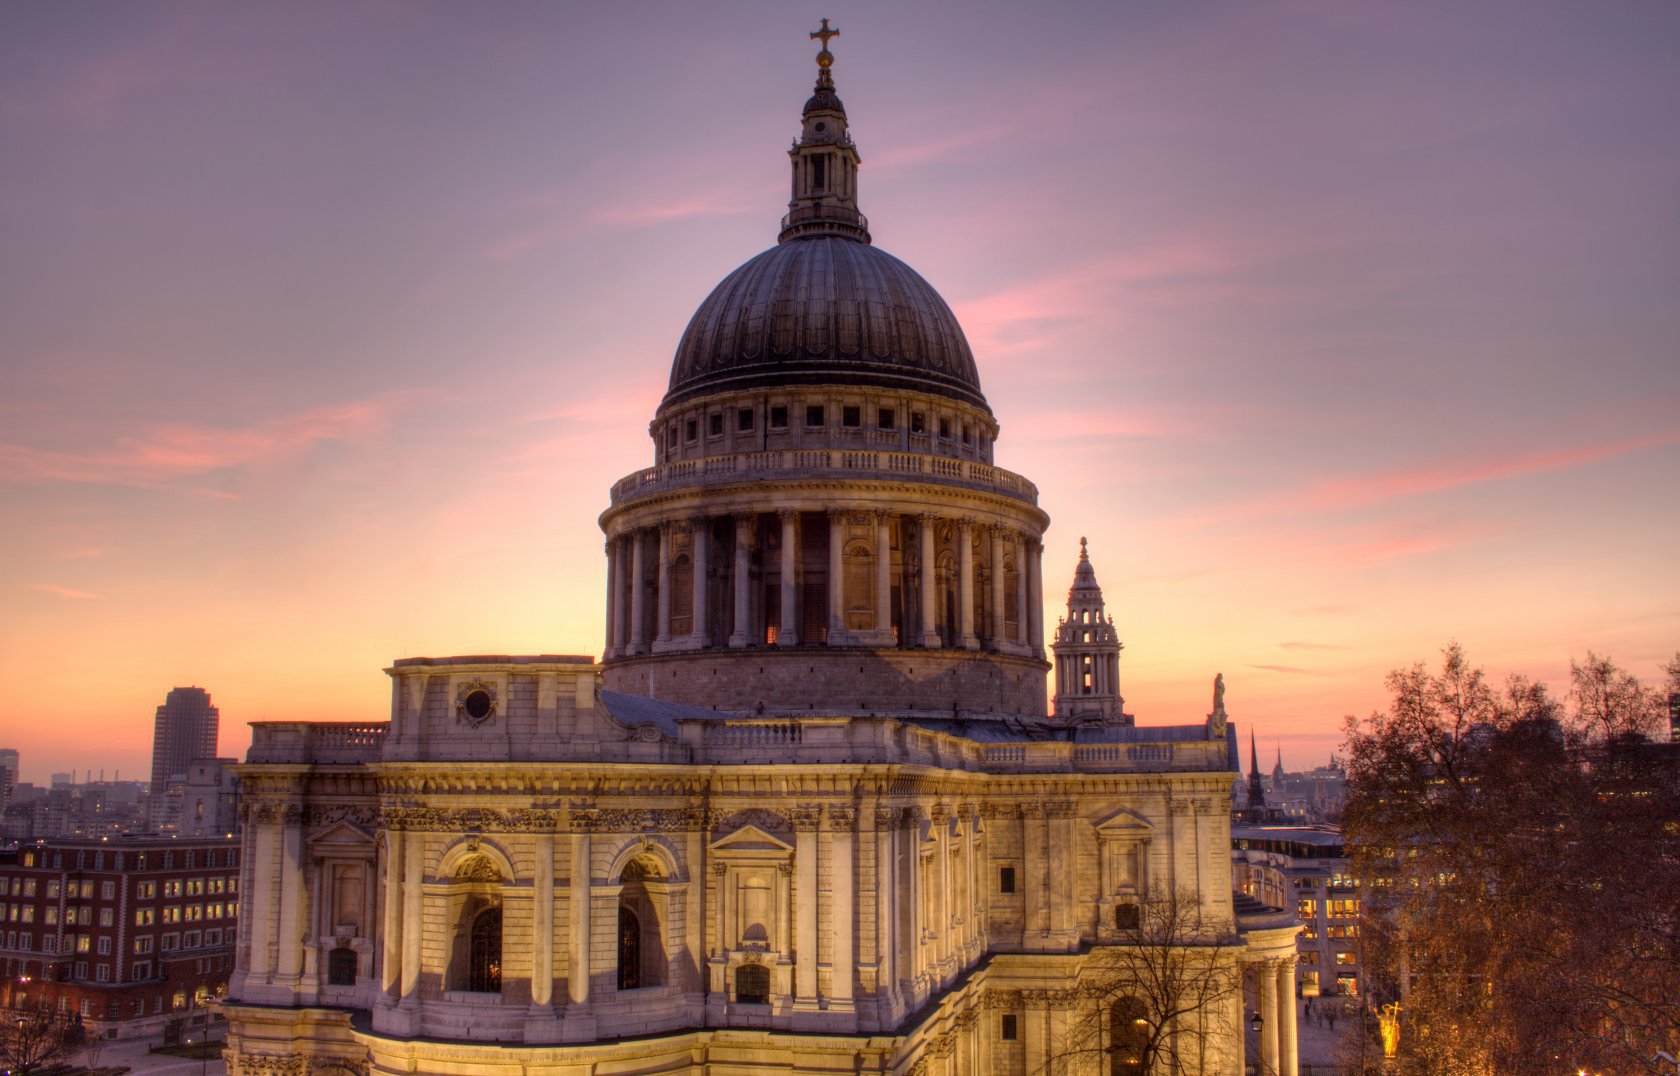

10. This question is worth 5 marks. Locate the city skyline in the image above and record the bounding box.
[4,2,1678,785]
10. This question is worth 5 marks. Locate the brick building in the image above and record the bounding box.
[0,836,241,1041]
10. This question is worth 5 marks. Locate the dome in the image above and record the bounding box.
[664,235,987,411]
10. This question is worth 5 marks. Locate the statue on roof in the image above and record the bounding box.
[1208,673,1227,739]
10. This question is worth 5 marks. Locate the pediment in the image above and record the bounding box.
[709,824,795,856]
[1092,807,1153,838]
[308,819,375,849]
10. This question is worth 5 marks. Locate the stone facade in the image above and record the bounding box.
[222,26,1301,1076]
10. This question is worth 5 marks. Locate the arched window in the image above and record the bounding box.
[327,945,356,986]
[468,907,501,993]
[735,963,770,1004]
[617,905,642,990]
[1109,996,1150,1073]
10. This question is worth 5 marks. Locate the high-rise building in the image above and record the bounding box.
[0,748,18,810]
[149,687,219,794]
[149,687,219,830]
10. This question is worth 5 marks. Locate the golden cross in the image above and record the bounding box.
[810,18,840,52]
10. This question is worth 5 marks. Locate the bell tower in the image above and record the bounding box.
[779,18,870,243]
[1052,538,1128,725]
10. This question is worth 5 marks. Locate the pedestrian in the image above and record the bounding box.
[1328,1010,1337,1033]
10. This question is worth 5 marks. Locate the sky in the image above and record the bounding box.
[2,1,1677,785]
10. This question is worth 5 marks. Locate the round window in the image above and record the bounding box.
[463,689,492,722]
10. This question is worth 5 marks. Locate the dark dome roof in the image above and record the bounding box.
[664,235,987,411]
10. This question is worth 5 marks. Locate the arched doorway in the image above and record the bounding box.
[617,858,666,990]
[468,906,501,993]
[1110,996,1150,1073]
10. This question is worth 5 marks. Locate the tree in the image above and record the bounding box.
[1048,886,1241,1075]
[0,1003,83,1076]
[1342,643,1680,1074]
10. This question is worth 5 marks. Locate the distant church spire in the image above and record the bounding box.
[780,18,871,244]
[1247,729,1267,810]
[1052,538,1129,725]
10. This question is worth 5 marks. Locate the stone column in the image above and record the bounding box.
[380,830,403,998]
[243,819,275,983]
[274,815,305,983]
[874,510,893,639]
[611,537,630,657]
[531,834,555,1011]
[1015,535,1030,647]
[690,516,709,647]
[729,514,754,647]
[654,521,673,646]
[400,831,423,1005]
[956,519,979,649]
[827,510,846,644]
[989,527,1006,648]
[568,832,591,1005]
[778,509,800,646]
[1278,959,1299,1076]
[1259,960,1280,1076]
[873,807,896,1018]
[1026,536,1045,653]
[628,530,648,655]
[795,809,820,1006]
[603,540,618,658]
[918,515,941,647]
[830,806,855,1010]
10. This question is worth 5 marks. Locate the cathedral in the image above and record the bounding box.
[223,25,1301,1076]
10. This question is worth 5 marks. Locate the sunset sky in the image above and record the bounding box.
[3,2,1676,785]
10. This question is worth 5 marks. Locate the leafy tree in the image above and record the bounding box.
[1342,643,1680,1074]
[1048,886,1241,1075]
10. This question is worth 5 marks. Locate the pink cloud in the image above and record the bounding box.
[0,396,408,491]
[953,243,1241,358]
[1248,664,1330,677]
[32,583,99,600]
[1189,427,1680,526]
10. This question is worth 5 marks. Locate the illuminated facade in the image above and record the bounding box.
[221,26,1299,1076]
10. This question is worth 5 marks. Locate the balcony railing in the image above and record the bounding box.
[609,448,1039,507]
[246,722,388,765]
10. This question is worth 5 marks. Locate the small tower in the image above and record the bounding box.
[1272,744,1286,787]
[1247,729,1267,812]
[780,18,870,244]
[1052,538,1128,725]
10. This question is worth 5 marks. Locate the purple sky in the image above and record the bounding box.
[3,2,1677,784]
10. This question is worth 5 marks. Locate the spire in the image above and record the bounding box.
[780,19,870,244]
[1247,728,1268,811]
[1052,539,1127,726]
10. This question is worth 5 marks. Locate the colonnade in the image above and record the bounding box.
[603,509,1044,659]
[1243,956,1300,1076]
